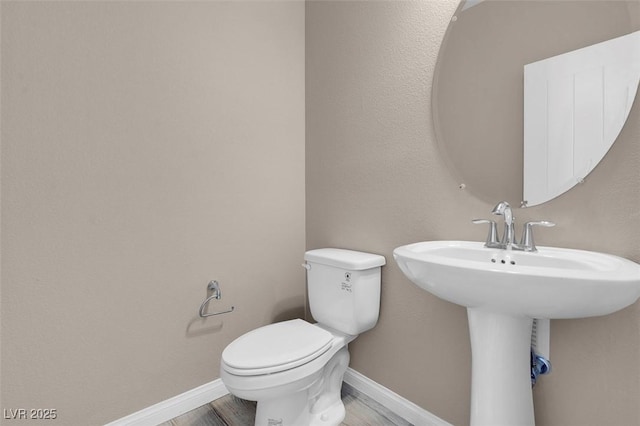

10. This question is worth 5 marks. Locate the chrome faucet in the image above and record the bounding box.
[473,201,516,249]
[473,201,556,252]
[491,201,516,248]
[512,221,555,252]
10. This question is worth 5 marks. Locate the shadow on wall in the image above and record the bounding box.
[272,297,306,323]
[184,295,305,338]
[186,318,225,338]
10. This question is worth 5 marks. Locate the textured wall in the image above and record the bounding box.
[306,1,640,425]
[1,2,304,424]
[3,1,639,425]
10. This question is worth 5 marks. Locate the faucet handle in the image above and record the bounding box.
[516,221,555,252]
[472,219,501,248]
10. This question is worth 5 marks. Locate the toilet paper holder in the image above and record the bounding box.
[199,280,235,317]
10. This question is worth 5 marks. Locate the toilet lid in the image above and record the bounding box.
[222,319,334,375]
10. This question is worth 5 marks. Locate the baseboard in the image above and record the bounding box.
[106,369,450,426]
[104,379,228,426]
[344,368,453,426]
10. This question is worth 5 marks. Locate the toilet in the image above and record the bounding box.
[220,248,385,426]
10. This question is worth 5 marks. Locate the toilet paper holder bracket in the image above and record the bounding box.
[199,280,235,317]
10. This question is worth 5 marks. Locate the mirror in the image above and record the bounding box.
[432,0,640,207]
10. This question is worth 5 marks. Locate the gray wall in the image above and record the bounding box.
[2,1,639,426]
[1,2,305,424]
[306,1,640,425]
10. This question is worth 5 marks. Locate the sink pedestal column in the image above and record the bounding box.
[467,308,534,426]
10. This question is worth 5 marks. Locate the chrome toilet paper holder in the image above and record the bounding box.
[199,280,235,317]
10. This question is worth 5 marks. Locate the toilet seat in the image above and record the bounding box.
[222,319,334,376]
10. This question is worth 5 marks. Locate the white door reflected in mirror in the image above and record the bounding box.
[523,31,640,207]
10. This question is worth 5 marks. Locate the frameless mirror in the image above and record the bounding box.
[432,0,640,207]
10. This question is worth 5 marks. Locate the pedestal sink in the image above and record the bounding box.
[393,241,640,426]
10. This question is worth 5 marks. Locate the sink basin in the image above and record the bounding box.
[393,240,640,318]
[393,240,640,426]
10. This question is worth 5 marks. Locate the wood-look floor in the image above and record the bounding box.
[161,383,412,426]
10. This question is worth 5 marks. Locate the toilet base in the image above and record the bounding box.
[255,395,346,426]
[253,346,350,426]
[255,390,312,426]
[309,399,346,426]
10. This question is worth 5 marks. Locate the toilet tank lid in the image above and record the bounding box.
[304,248,386,270]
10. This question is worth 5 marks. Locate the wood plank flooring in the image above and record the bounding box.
[162,383,412,426]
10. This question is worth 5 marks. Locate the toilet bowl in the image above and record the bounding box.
[220,248,385,426]
[221,319,355,426]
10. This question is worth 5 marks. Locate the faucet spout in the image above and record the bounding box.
[491,201,512,224]
[491,201,516,248]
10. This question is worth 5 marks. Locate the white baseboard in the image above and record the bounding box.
[344,368,453,426]
[105,369,450,426]
[104,379,228,426]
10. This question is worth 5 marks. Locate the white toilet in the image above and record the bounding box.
[220,248,385,426]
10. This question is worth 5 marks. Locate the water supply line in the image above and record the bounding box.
[531,348,552,387]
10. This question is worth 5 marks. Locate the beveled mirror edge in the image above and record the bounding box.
[431,0,640,209]
[431,0,475,201]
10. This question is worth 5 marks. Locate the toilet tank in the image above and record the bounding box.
[304,248,386,336]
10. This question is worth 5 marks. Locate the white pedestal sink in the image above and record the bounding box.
[393,241,640,426]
